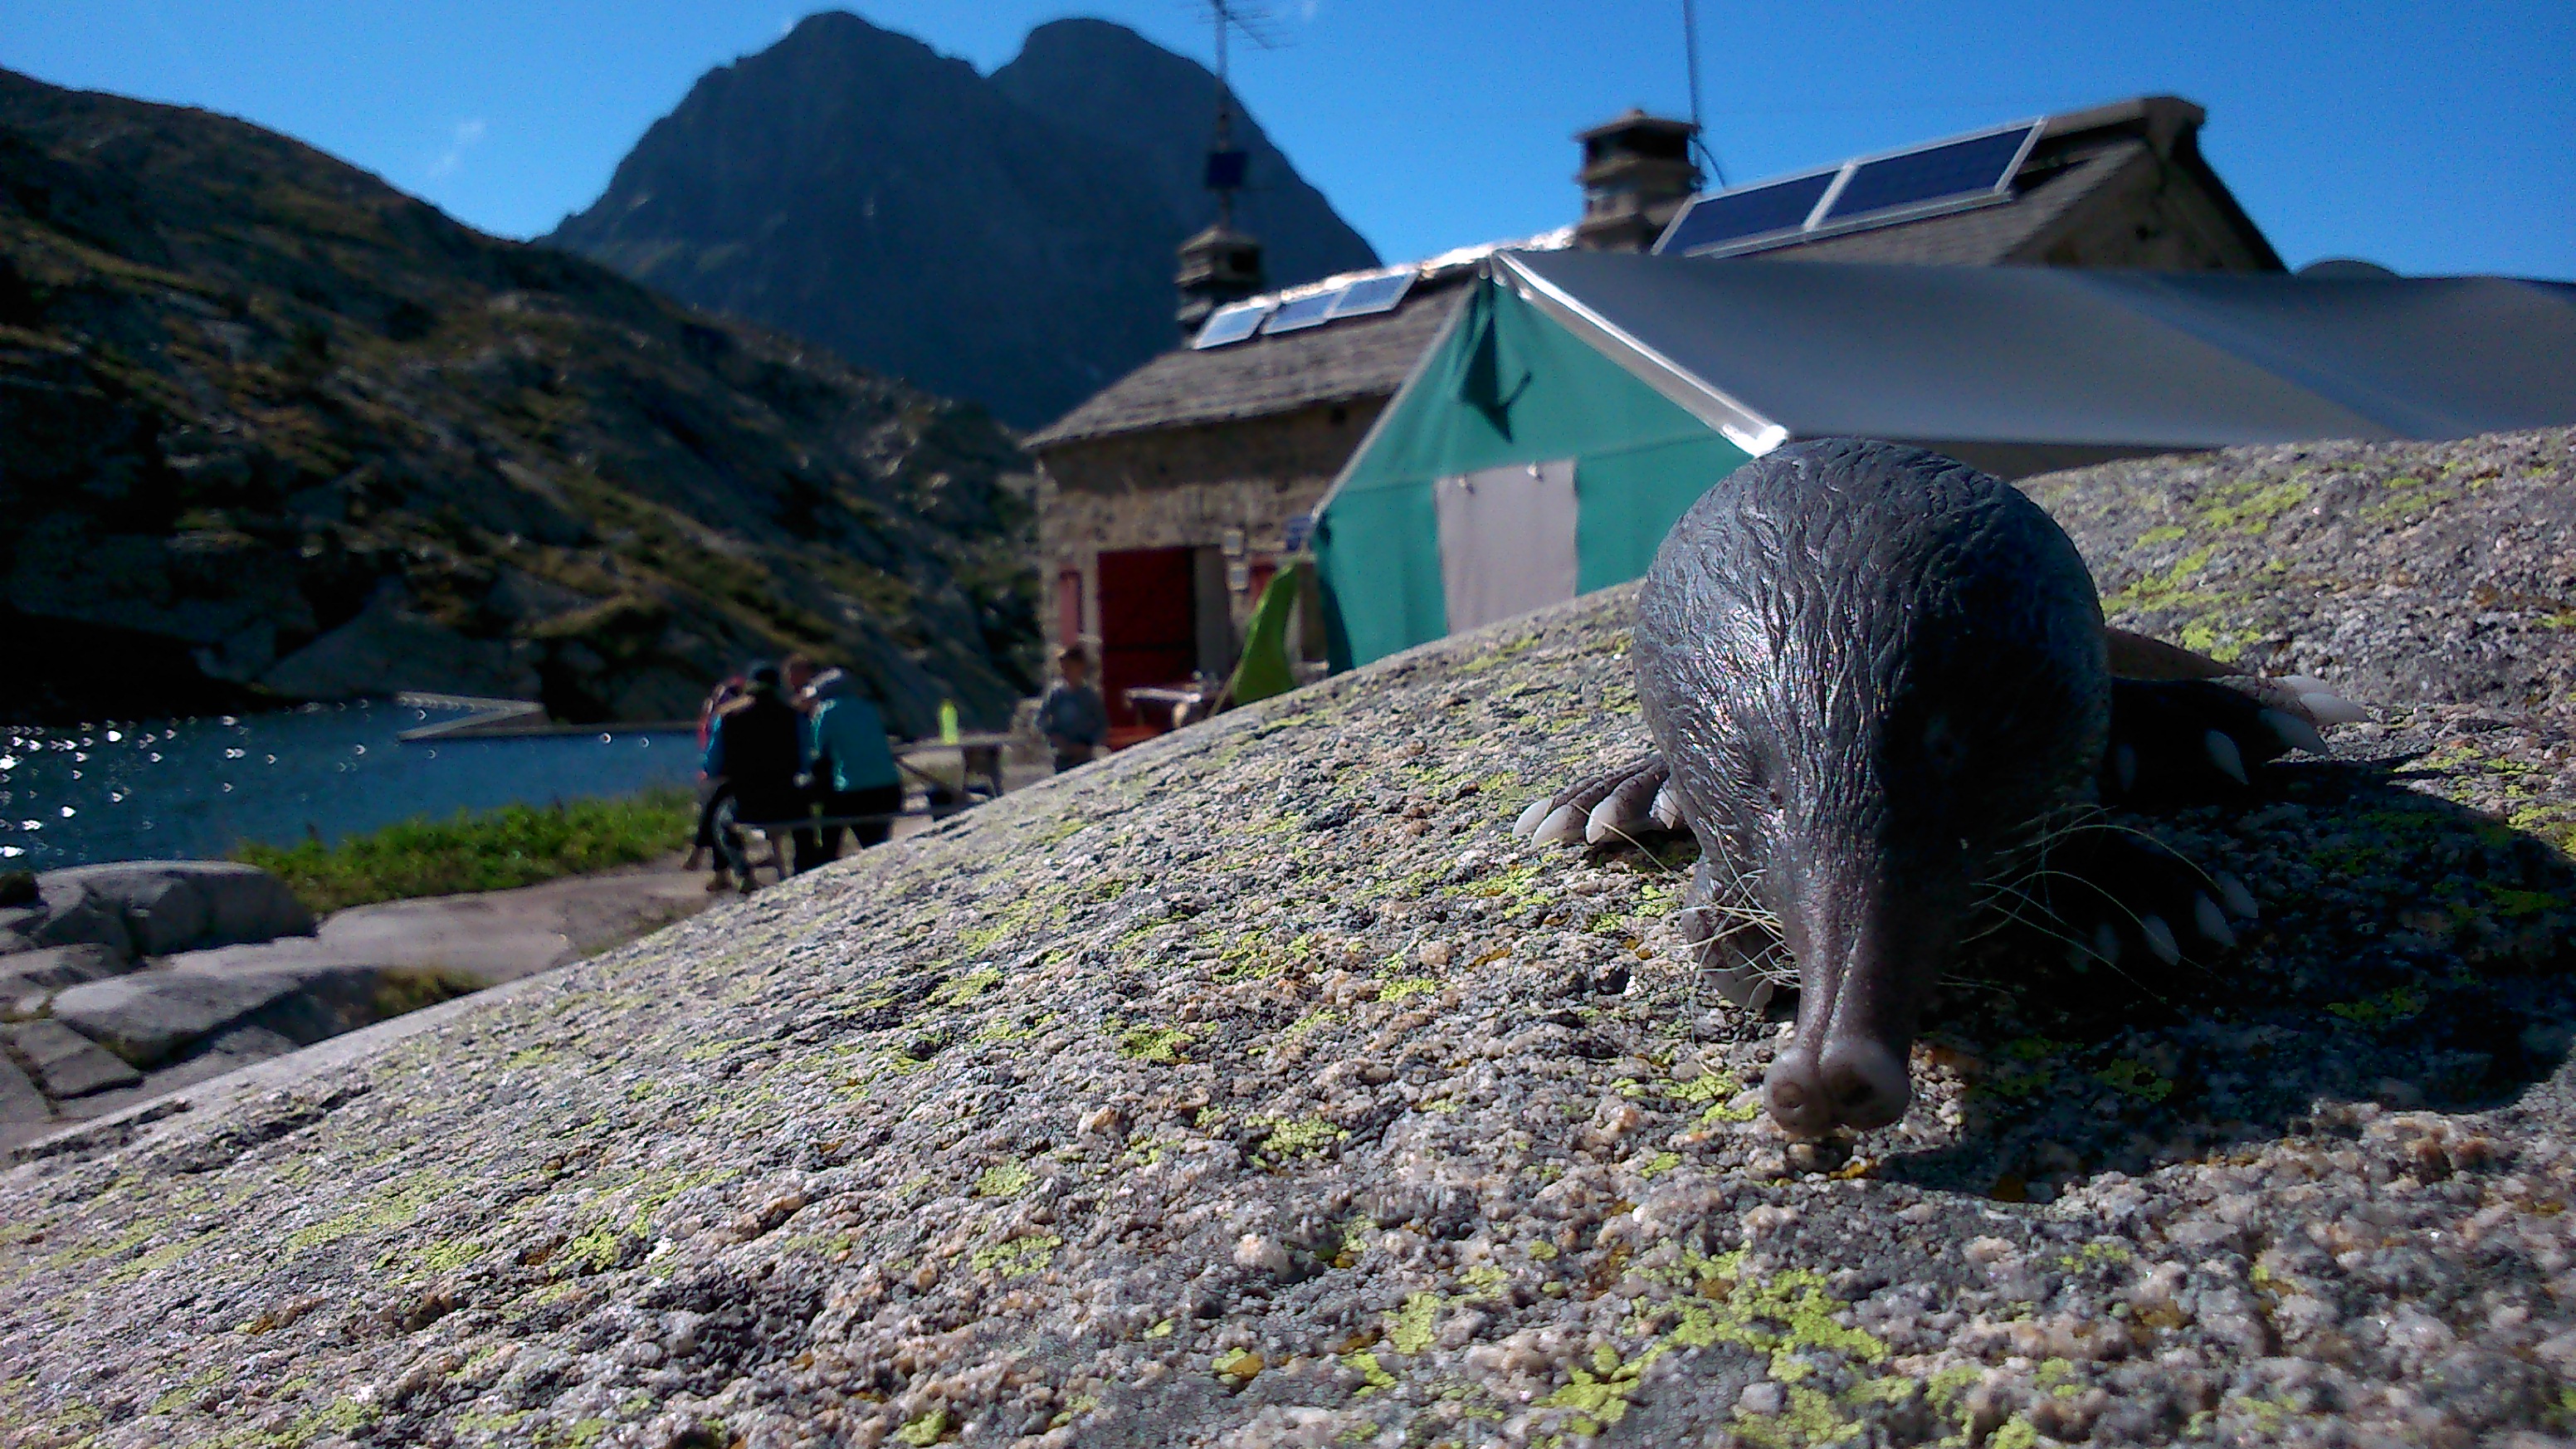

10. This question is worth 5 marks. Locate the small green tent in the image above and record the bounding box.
[1311,271,1754,670]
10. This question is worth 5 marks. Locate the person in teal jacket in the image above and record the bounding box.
[802,668,904,868]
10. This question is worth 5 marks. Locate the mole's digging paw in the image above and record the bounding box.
[1512,751,1681,846]
[2102,676,2361,807]
[2044,831,2259,973]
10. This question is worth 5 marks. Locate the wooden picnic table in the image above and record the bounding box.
[893,731,1016,799]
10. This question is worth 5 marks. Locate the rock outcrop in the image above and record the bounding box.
[546,12,1381,428]
[0,69,1039,730]
[0,860,714,1148]
[3,433,2574,1446]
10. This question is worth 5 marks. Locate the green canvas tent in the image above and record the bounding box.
[1310,271,1754,670]
[1315,250,2576,670]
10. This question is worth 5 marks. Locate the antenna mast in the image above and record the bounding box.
[1200,1,1281,227]
[1681,0,1728,188]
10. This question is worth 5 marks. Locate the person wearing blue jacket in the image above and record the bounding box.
[803,667,905,869]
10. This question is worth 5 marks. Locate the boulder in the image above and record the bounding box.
[41,862,315,957]
[18,876,134,962]
[0,1053,46,1123]
[5,1019,142,1098]
[47,970,314,1069]
[46,959,461,1069]
[0,944,130,1019]
[0,944,131,993]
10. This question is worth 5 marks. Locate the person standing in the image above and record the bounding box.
[1037,646,1107,775]
[704,662,810,889]
[803,667,904,869]
[684,671,748,879]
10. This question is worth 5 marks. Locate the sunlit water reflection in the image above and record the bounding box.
[0,701,699,870]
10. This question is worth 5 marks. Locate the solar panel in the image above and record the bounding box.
[1655,172,1837,255]
[1822,121,2038,223]
[1326,271,1414,320]
[1192,300,1275,349]
[1261,286,1344,334]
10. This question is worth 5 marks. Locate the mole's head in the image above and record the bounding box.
[1635,440,2110,1138]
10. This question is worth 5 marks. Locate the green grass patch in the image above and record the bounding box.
[234,789,694,914]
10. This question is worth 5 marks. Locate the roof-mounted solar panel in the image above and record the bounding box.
[1654,116,2045,258]
[1822,120,2041,223]
[1655,171,1837,256]
[1326,271,1415,320]
[1261,286,1344,334]
[1192,299,1276,349]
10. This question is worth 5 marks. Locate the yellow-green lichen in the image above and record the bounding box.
[2094,1059,2175,1102]
[968,1232,1061,1277]
[1341,1349,1398,1396]
[974,1161,1036,1198]
[893,1408,949,1445]
[1115,1024,1190,1063]
[1256,1115,1349,1163]
[282,1173,453,1254]
[2326,985,2427,1029]
[929,968,1003,1007]
[1386,1291,1442,1354]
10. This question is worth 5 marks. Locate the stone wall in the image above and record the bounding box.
[1035,399,1381,670]
[2021,144,2277,271]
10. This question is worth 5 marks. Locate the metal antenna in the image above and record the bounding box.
[1682,0,1729,188]
[1198,1,1284,225]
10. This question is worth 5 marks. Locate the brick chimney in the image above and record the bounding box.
[1574,110,1703,251]
[1177,223,1265,336]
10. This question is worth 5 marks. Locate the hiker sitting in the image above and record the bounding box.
[704,662,811,890]
[802,667,904,870]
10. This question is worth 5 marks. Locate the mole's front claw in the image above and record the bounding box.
[1512,752,1673,846]
[2104,674,2361,807]
[2050,832,2260,975]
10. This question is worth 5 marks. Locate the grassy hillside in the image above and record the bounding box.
[0,69,1037,730]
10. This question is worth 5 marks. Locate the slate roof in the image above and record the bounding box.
[1024,274,1466,450]
[1754,139,2141,267]
[1745,97,2280,271]
[1026,95,2279,451]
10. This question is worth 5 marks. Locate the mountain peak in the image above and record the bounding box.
[548,12,1377,427]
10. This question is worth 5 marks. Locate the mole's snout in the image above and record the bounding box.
[1764,1036,1913,1138]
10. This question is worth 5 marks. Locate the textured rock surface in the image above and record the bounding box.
[0,1052,43,1123]
[0,68,1039,729]
[3,433,2575,1447]
[0,943,125,997]
[2,1018,139,1098]
[2028,427,2576,720]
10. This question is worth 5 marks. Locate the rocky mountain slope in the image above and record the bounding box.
[3,432,2574,1446]
[544,12,1380,428]
[0,69,1038,730]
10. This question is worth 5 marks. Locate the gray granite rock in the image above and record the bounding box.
[5,1018,142,1098]
[46,969,317,1069]
[0,1053,46,1124]
[17,876,134,962]
[42,861,315,957]
[0,944,131,996]
[2,431,2574,1447]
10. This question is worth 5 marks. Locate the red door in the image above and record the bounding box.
[1095,547,1197,730]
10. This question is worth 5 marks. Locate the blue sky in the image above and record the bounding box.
[7,2,2571,279]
